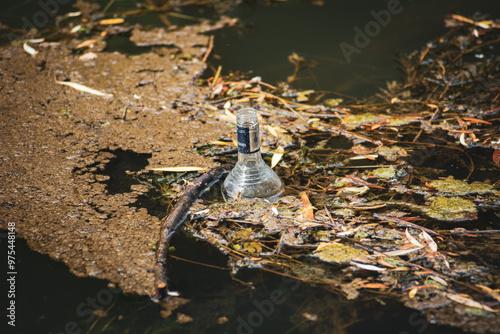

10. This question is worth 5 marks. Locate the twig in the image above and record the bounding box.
[152,166,227,301]
[374,213,441,236]
[447,229,500,235]
[202,35,214,63]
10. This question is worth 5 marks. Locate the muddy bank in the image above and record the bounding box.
[0,27,229,295]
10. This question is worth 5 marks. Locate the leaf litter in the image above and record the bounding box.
[176,12,500,333]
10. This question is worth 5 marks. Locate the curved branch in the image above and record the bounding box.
[152,166,227,301]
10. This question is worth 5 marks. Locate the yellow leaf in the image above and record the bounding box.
[409,288,418,298]
[266,125,278,137]
[210,141,231,146]
[359,283,389,289]
[296,90,314,102]
[55,80,113,97]
[76,39,99,49]
[149,166,208,172]
[99,18,125,25]
[271,146,284,168]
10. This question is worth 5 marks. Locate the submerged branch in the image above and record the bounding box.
[152,166,227,302]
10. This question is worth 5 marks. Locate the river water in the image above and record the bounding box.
[2,0,500,333]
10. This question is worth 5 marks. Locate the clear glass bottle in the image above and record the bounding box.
[222,108,283,202]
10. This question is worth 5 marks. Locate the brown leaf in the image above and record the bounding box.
[493,150,500,166]
[462,117,492,125]
[359,283,389,289]
[445,293,498,312]
[298,192,315,220]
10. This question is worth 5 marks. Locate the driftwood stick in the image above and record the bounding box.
[152,166,227,301]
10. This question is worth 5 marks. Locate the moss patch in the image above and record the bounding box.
[430,177,494,196]
[313,242,369,264]
[423,197,477,222]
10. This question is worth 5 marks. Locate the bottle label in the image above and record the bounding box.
[237,124,259,154]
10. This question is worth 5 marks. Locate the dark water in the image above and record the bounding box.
[2,0,500,333]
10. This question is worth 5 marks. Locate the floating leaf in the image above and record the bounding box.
[271,146,284,168]
[313,242,369,264]
[56,80,113,97]
[298,191,314,220]
[296,90,314,102]
[429,275,448,286]
[79,52,97,61]
[350,261,385,272]
[149,166,208,172]
[76,39,99,49]
[70,24,82,33]
[384,247,422,256]
[459,132,467,146]
[420,231,438,252]
[266,125,278,137]
[99,18,125,25]
[23,42,38,56]
[445,293,497,313]
[493,150,500,166]
[210,140,232,146]
[359,283,389,289]
[405,228,423,248]
[462,117,492,125]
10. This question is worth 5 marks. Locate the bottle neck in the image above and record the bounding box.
[238,151,261,167]
[236,107,262,167]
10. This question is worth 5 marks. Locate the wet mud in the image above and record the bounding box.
[0,27,228,296]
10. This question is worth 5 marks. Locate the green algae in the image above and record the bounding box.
[429,177,494,196]
[376,145,407,161]
[342,113,380,129]
[371,166,397,180]
[341,113,421,130]
[423,197,477,222]
[313,242,369,264]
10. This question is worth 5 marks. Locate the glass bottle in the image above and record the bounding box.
[222,108,283,201]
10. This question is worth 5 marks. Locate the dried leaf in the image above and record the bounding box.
[359,283,389,289]
[271,146,284,168]
[298,192,314,220]
[429,275,448,286]
[266,125,279,137]
[384,247,422,256]
[210,140,231,146]
[70,24,82,33]
[76,39,99,49]
[405,229,424,248]
[99,18,125,25]
[271,206,279,216]
[149,166,209,172]
[493,150,500,166]
[79,52,98,61]
[23,42,38,56]
[55,80,113,97]
[420,231,438,252]
[350,261,385,272]
[462,117,492,125]
[445,293,498,312]
[459,132,467,146]
[409,288,418,298]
